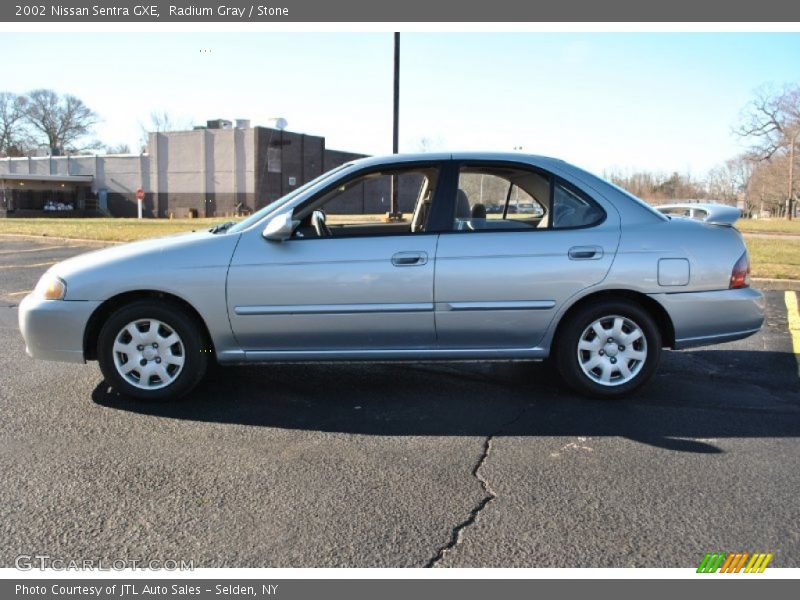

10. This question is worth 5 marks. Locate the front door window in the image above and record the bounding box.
[293,166,440,238]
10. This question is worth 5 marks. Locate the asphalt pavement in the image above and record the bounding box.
[1,236,798,568]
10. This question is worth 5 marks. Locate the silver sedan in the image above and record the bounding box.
[18,153,765,400]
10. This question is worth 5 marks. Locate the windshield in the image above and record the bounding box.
[227,164,351,234]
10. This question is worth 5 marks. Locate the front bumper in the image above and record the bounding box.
[650,287,766,350]
[18,294,101,363]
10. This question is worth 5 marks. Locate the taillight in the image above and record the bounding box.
[729,250,750,289]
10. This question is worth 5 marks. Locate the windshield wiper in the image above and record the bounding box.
[209,221,236,234]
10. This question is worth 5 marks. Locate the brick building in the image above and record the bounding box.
[0,120,365,218]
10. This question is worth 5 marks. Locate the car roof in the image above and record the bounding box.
[347,152,565,169]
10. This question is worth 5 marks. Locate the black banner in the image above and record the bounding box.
[4,0,800,22]
[4,579,799,600]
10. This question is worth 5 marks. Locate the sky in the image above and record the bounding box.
[1,32,799,176]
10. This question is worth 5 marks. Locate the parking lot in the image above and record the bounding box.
[1,235,799,568]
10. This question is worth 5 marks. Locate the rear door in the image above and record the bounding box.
[433,161,620,349]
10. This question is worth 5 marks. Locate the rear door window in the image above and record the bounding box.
[453,167,549,231]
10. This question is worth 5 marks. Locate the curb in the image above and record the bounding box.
[752,278,800,291]
[742,231,800,237]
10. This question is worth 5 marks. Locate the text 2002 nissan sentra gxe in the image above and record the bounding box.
[19,153,765,401]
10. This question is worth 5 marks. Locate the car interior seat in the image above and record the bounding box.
[455,189,471,219]
[471,203,487,219]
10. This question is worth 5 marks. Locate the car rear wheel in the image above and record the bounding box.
[97,300,208,401]
[555,299,661,398]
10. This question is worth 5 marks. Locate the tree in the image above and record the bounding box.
[139,110,189,151]
[748,155,793,218]
[707,154,756,213]
[0,92,29,156]
[417,137,434,152]
[416,135,446,153]
[604,168,707,204]
[736,84,800,220]
[104,143,131,155]
[24,89,100,156]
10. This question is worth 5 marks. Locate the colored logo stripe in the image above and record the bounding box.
[733,553,750,573]
[697,553,726,573]
[719,553,736,573]
[745,553,773,573]
[720,553,749,573]
[697,552,773,573]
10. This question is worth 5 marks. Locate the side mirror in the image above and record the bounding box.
[262,212,296,242]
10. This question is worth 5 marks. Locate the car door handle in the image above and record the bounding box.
[568,246,603,260]
[391,251,428,266]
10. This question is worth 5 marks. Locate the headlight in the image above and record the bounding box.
[33,273,66,300]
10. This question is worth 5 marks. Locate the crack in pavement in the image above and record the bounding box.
[424,436,496,568]
[424,407,530,568]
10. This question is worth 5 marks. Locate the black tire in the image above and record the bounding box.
[97,299,209,401]
[555,299,661,398]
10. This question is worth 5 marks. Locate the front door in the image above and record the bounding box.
[227,163,444,356]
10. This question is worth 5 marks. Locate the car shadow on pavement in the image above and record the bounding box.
[92,349,800,453]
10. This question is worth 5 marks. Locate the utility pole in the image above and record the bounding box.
[393,32,400,156]
[388,32,403,221]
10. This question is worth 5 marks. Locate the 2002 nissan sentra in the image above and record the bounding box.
[18,153,765,401]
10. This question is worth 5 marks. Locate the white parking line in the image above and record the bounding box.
[6,290,31,297]
[785,290,800,379]
[0,261,57,270]
[0,245,64,256]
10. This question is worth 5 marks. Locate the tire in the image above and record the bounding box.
[97,299,209,401]
[555,299,661,398]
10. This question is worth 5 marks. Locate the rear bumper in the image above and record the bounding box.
[650,287,766,350]
[18,294,100,363]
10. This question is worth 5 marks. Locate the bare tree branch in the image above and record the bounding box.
[736,84,799,156]
[0,92,30,156]
[138,110,191,151]
[24,89,100,155]
[735,84,800,219]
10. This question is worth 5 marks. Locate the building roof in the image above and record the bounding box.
[0,174,93,183]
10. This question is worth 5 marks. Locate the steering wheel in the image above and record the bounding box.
[311,209,331,237]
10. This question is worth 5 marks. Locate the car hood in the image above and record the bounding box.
[50,230,216,278]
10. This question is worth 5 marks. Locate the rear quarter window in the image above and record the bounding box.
[552,181,605,229]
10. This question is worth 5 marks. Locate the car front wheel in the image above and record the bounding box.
[97,300,208,401]
[555,299,661,398]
